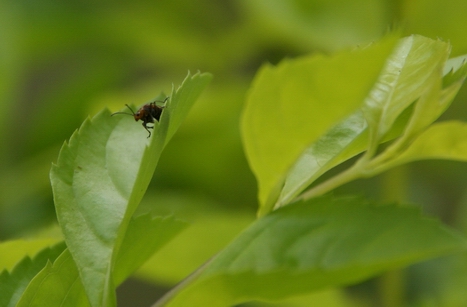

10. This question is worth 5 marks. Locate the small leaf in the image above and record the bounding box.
[443,54,467,88]
[0,241,65,307]
[372,121,467,173]
[0,238,62,272]
[50,72,211,306]
[241,35,399,215]
[159,196,467,307]
[16,249,90,307]
[398,53,466,142]
[361,35,450,149]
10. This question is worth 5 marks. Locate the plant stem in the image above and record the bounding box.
[296,162,364,201]
[151,256,215,307]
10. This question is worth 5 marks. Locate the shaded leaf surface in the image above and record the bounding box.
[16,214,186,307]
[160,196,467,307]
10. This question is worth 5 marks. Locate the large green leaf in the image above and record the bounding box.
[157,196,467,307]
[241,35,398,216]
[49,72,212,307]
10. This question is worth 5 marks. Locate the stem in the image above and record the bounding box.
[151,256,215,307]
[296,161,365,201]
[294,147,385,202]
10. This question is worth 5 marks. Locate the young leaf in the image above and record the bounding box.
[277,110,369,207]
[241,35,399,216]
[353,58,467,176]
[277,105,413,208]
[281,39,466,205]
[370,121,467,173]
[393,53,466,144]
[0,241,66,307]
[157,196,467,307]
[361,35,450,151]
[50,72,212,307]
[443,54,467,88]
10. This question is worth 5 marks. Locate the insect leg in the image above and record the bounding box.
[142,122,152,138]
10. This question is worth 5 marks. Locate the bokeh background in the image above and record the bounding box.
[2,0,467,306]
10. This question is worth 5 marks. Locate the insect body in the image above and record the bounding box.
[111,97,169,138]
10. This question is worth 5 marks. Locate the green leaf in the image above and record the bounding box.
[16,249,90,307]
[113,214,188,285]
[0,238,63,272]
[241,34,399,215]
[372,121,467,173]
[396,53,466,143]
[158,196,467,307]
[49,72,212,307]
[443,54,467,88]
[134,193,255,285]
[277,110,368,207]
[0,241,66,307]
[277,105,413,208]
[279,38,467,206]
[361,59,467,175]
[361,35,451,150]
[16,215,186,306]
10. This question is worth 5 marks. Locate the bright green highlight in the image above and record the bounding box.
[242,35,399,215]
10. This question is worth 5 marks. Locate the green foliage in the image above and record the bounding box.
[243,35,467,216]
[0,241,65,307]
[48,72,210,306]
[241,35,399,215]
[153,35,467,306]
[156,196,467,306]
[16,249,88,307]
[5,34,467,307]
[3,1,467,306]
[15,215,186,307]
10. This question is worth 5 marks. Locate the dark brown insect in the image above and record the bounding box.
[111,97,169,138]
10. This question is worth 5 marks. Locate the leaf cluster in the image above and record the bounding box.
[3,35,467,307]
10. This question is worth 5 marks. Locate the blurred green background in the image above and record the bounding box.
[2,0,467,306]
